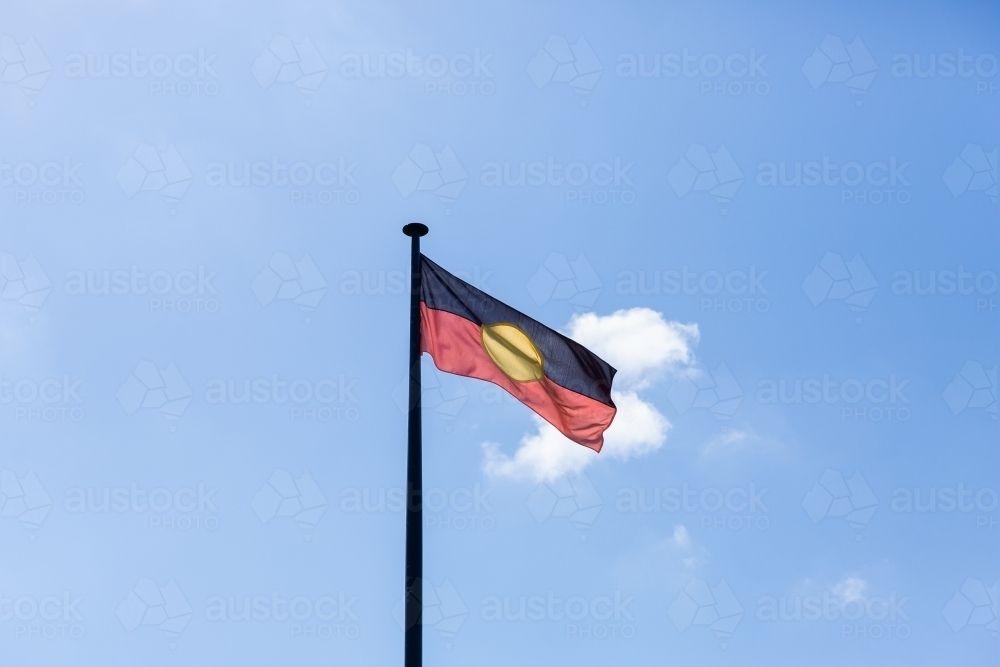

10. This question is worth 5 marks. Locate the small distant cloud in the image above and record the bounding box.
[701,429,750,457]
[611,527,703,593]
[671,524,691,550]
[831,575,867,604]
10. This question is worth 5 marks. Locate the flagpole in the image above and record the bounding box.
[402,222,428,667]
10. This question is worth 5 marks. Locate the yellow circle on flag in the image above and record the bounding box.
[480,323,544,383]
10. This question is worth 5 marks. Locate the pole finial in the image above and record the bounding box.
[402,223,429,237]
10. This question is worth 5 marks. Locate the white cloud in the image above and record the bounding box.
[567,308,698,389]
[483,416,595,481]
[671,524,691,550]
[483,308,696,481]
[612,526,703,592]
[699,427,788,464]
[701,429,749,457]
[602,390,671,459]
[832,576,867,604]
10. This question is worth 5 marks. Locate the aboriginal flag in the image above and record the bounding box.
[419,255,617,451]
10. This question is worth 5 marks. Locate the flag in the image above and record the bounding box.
[419,255,617,451]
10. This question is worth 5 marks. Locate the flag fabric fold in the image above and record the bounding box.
[419,255,616,451]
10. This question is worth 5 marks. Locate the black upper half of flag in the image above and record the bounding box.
[420,255,617,407]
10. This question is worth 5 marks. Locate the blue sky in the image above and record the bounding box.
[1,0,998,664]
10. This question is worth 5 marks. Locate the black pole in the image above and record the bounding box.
[402,222,428,667]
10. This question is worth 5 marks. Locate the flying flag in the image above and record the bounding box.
[419,255,617,450]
